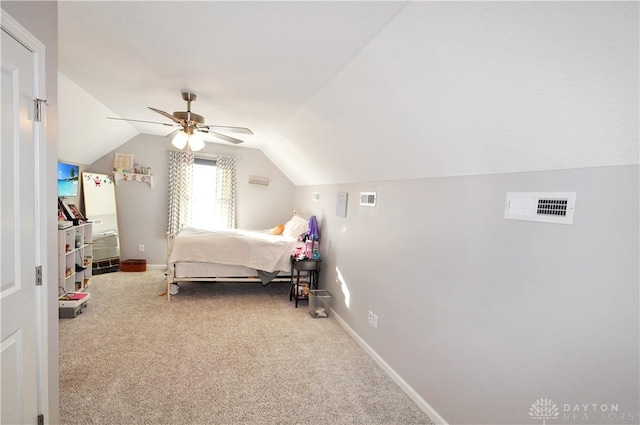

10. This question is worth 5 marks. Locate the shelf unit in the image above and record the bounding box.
[113,171,153,188]
[289,258,321,308]
[58,222,93,294]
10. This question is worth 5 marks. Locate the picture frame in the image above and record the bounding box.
[58,198,74,221]
[67,203,86,221]
[114,153,134,172]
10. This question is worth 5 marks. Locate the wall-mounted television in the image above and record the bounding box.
[57,161,79,198]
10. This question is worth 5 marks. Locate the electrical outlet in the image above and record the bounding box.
[368,310,373,324]
[372,314,378,328]
[138,244,144,252]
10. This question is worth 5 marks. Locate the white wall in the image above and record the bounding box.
[58,71,138,165]
[295,165,639,424]
[267,2,638,186]
[1,1,59,422]
[89,135,295,265]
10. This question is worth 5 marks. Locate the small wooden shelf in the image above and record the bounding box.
[113,171,153,188]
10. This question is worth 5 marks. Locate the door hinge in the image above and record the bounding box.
[36,265,42,286]
[37,414,44,425]
[33,98,48,122]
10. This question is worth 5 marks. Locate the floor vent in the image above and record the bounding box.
[360,192,376,207]
[504,192,576,224]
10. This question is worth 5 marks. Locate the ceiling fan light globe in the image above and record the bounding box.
[172,131,189,149]
[188,134,205,151]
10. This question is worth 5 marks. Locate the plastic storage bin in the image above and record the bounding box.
[309,289,332,318]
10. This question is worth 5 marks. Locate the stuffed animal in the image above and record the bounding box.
[270,224,284,235]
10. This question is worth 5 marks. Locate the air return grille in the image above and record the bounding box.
[360,192,377,207]
[537,198,568,217]
[504,192,576,224]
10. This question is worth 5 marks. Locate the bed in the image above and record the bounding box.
[166,215,309,299]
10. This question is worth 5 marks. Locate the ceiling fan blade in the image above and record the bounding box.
[200,125,253,135]
[202,130,244,144]
[148,107,183,124]
[107,117,176,127]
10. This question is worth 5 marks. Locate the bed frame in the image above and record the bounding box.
[165,249,292,300]
[165,212,305,300]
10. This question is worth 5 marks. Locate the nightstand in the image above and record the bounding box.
[290,257,321,308]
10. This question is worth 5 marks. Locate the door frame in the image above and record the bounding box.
[1,9,53,422]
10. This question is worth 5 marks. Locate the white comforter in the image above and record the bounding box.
[168,227,297,273]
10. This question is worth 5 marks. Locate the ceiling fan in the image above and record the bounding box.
[108,92,253,151]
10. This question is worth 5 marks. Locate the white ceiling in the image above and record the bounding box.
[58,1,408,165]
[58,1,638,185]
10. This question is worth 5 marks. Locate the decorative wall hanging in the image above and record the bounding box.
[114,153,134,172]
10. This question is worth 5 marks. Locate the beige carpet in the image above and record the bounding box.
[59,270,434,425]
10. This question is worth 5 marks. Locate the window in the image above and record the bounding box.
[190,158,218,229]
[167,151,236,235]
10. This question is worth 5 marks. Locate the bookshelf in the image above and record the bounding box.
[58,222,93,294]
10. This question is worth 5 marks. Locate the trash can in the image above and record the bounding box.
[309,289,332,318]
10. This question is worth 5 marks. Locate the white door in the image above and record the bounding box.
[1,19,41,425]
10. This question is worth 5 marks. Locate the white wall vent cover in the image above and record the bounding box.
[360,192,377,207]
[248,175,269,186]
[504,192,576,224]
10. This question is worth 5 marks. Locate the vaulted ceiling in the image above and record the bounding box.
[58,1,638,186]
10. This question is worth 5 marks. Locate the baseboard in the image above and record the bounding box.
[148,264,167,271]
[330,308,449,425]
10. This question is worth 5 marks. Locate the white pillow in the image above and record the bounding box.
[282,216,308,238]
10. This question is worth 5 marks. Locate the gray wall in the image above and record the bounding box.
[89,134,295,265]
[294,164,639,425]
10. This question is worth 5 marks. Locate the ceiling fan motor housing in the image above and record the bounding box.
[174,92,203,124]
[181,92,196,102]
[173,111,204,124]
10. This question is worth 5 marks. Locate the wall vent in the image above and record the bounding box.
[360,192,376,207]
[504,192,576,224]
[248,175,269,186]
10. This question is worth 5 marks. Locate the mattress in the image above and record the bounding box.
[168,227,297,273]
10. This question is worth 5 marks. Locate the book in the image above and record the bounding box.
[59,292,91,308]
[59,292,89,301]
